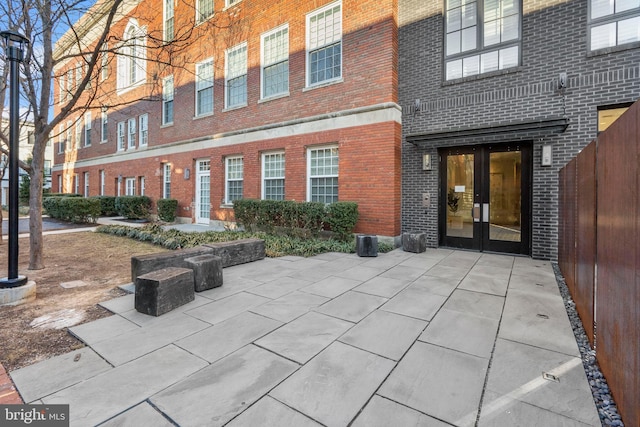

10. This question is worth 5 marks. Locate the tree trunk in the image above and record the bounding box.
[28,142,45,270]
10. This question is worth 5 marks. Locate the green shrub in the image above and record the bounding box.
[233,199,326,236]
[325,201,359,241]
[115,196,151,220]
[91,196,118,216]
[157,198,179,222]
[43,196,100,223]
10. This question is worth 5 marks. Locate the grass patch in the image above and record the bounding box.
[96,223,394,257]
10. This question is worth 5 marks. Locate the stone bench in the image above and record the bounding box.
[402,232,427,253]
[356,234,378,257]
[185,254,223,292]
[131,246,215,282]
[203,239,266,268]
[135,267,195,316]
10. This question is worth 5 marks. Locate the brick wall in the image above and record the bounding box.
[399,0,640,260]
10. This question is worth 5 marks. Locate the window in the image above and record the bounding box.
[139,114,148,146]
[101,108,108,143]
[226,0,241,6]
[66,69,73,99]
[59,73,66,103]
[125,177,136,195]
[589,0,640,50]
[74,174,79,194]
[196,59,214,116]
[197,0,214,23]
[163,75,174,125]
[101,42,108,81]
[597,105,631,132]
[117,20,147,90]
[140,176,146,196]
[84,112,92,147]
[308,146,338,203]
[74,120,82,150]
[225,43,247,108]
[163,163,171,198]
[100,170,106,196]
[225,156,244,203]
[44,160,52,177]
[75,62,83,91]
[262,25,289,98]
[58,124,66,153]
[262,152,285,200]
[128,118,136,149]
[57,175,62,193]
[307,2,342,86]
[66,121,73,152]
[444,0,521,80]
[84,172,90,197]
[117,121,125,151]
[164,0,174,41]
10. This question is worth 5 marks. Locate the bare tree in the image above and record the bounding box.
[0,0,241,269]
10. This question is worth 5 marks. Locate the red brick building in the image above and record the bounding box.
[52,0,401,237]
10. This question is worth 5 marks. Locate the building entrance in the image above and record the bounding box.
[439,143,532,255]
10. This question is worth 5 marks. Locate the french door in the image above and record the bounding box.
[439,143,532,255]
[195,159,211,224]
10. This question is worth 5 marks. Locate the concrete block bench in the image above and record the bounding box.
[203,238,266,267]
[356,235,378,257]
[402,232,427,253]
[185,254,223,292]
[131,246,215,282]
[135,267,195,316]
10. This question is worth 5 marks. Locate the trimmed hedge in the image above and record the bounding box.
[115,196,151,220]
[157,198,178,222]
[91,196,118,216]
[233,199,359,241]
[43,196,101,223]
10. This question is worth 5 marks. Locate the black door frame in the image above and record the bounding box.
[438,142,532,256]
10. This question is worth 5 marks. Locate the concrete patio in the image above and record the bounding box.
[10,248,599,426]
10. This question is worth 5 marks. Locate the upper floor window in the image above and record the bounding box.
[66,121,73,152]
[164,0,174,41]
[117,20,147,91]
[262,152,285,200]
[597,104,631,132]
[225,43,248,108]
[163,75,174,125]
[117,121,125,151]
[589,0,640,50]
[74,120,82,150]
[127,118,136,149]
[196,59,214,116]
[58,124,66,153]
[101,42,109,81]
[262,25,289,98]
[139,114,148,146]
[84,112,92,147]
[307,2,342,87]
[101,107,108,143]
[308,146,338,203]
[197,0,214,23]
[59,73,66,103]
[225,156,244,204]
[445,0,521,80]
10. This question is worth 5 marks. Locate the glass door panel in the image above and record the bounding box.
[446,154,475,239]
[488,151,521,243]
[196,160,210,224]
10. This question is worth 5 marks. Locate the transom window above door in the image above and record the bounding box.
[444,0,521,80]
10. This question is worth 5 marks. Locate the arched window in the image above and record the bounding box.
[117,19,147,91]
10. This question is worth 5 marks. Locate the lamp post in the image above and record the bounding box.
[0,30,29,288]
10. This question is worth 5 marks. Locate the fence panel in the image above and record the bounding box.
[575,141,596,346]
[558,158,577,295]
[595,101,639,426]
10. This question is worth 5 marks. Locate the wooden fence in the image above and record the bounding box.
[558,100,639,427]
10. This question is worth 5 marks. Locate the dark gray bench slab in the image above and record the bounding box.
[402,232,427,253]
[135,267,195,316]
[131,246,214,282]
[356,235,378,257]
[204,239,265,267]
[185,254,223,292]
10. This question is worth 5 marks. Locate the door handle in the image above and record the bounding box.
[483,203,489,223]
[473,203,480,222]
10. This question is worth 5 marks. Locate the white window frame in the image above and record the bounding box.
[195,58,214,116]
[262,151,285,200]
[117,19,147,92]
[101,107,108,143]
[127,118,136,149]
[164,0,174,41]
[225,156,244,204]
[139,114,148,146]
[74,173,79,194]
[74,120,82,150]
[306,1,343,87]
[84,112,92,147]
[197,0,214,23]
[162,75,174,125]
[163,163,171,198]
[100,170,106,196]
[140,176,146,196]
[59,73,66,103]
[125,177,136,196]
[101,42,108,81]
[444,0,521,80]
[84,172,90,197]
[307,145,339,204]
[589,0,640,51]
[261,25,289,99]
[66,121,73,152]
[75,62,83,91]
[225,43,248,109]
[58,124,65,153]
[57,175,62,193]
[117,121,125,151]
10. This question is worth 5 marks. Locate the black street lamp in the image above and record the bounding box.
[0,30,29,288]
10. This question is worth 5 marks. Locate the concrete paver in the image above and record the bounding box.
[9,248,600,427]
[270,341,395,426]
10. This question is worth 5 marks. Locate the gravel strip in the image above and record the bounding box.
[552,263,624,427]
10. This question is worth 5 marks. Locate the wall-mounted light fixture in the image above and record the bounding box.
[541,145,552,166]
[558,72,567,90]
[184,168,190,180]
[422,154,432,171]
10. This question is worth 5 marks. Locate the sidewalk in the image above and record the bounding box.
[9,249,599,426]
